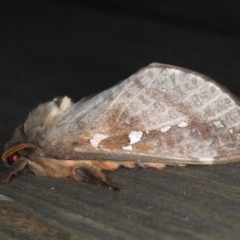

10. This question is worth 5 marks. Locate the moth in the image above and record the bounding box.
[2,62,240,191]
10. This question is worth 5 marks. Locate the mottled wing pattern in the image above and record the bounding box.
[44,63,240,165]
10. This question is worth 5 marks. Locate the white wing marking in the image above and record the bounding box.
[90,133,109,148]
[128,131,143,144]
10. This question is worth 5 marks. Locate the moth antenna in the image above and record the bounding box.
[73,167,120,191]
[1,158,29,184]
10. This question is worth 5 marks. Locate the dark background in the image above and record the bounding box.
[1,1,240,239]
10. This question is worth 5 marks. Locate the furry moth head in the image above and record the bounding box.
[3,96,72,166]
[2,62,240,190]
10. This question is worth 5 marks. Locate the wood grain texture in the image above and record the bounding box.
[1,1,240,239]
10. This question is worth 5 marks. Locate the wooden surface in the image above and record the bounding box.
[1,1,240,239]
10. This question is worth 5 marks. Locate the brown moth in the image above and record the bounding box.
[2,62,240,191]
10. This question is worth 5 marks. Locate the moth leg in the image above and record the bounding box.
[72,166,120,191]
[1,158,29,184]
[27,159,120,191]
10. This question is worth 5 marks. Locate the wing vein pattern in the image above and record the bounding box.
[45,63,240,165]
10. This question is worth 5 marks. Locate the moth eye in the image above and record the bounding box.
[7,152,20,165]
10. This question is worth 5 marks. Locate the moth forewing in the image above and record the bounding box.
[2,62,240,190]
